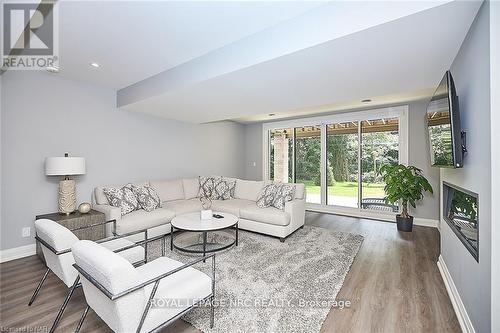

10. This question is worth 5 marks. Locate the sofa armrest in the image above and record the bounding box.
[93,204,121,235]
[285,198,306,229]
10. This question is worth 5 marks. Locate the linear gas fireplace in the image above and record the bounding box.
[443,182,479,261]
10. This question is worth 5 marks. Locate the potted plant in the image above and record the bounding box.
[378,164,433,232]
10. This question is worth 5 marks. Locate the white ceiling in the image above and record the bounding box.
[57,1,323,89]
[51,1,482,123]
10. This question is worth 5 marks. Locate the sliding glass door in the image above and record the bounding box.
[294,126,321,204]
[326,122,359,208]
[360,118,399,212]
[265,106,407,216]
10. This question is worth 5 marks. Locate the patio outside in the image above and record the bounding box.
[270,119,399,211]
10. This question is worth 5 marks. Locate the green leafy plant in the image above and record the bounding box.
[450,191,477,220]
[378,164,433,218]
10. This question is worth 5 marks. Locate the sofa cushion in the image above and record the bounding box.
[211,199,255,217]
[234,180,264,201]
[150,180,184,202]
[240,205,290,226]
[162,198,201,215]
[182,178,199,200]
[117,208,175,235]
[95,182,149,205]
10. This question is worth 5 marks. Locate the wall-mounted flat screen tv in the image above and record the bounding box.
[426,71,465,168]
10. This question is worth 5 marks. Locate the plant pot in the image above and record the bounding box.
[396,214,413,232]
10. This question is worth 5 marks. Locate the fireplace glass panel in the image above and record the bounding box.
[443,182,478,261]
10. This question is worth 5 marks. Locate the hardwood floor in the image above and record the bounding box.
[0,212,460,333]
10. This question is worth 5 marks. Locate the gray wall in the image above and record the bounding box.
[243,100,440,220]
[0,71,246,251]
[490,1,500,331]
[244,123,263,181]
[408,100,440,220]
[440,2,491,332]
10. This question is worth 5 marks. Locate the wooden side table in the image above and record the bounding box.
[35,209,106,262]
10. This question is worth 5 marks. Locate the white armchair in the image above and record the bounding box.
[72,240,215,333]
[31,219,146,333]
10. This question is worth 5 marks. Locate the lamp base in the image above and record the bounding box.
[59,179,76,215]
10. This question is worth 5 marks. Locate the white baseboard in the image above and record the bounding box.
[414,217,439,228]
[437,254,475,333]
[307,206,439,229]
[0,243,36,263]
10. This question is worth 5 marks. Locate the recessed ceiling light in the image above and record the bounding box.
[361,99,372,103]
[46,65,59,73]
[90,62,100,68]
[268,113,276,116]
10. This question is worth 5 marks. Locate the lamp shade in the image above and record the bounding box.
[45,156,86,176]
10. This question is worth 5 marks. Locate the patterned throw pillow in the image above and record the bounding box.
[256,184,280,208]
[212,178,236,200]
[131,184,161,212]
[199,176,217,199]
[256,183,296,210]
[272,184,296,210]
[103,184,139,216]
[225,178,237,198]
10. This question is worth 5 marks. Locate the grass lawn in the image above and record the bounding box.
[297,180,386,198]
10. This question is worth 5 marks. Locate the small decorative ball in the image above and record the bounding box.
[78,202,91,214]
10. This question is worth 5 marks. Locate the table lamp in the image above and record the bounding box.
[45,153,86,215]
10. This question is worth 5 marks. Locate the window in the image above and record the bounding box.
[264,106,408,216]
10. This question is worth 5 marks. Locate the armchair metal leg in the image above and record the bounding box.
[210,254,215,329]
[210,296,215,329]
[49,277,80,333]
[74,305,90,333]
[28,268,50,306]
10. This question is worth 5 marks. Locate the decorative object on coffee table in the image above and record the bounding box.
[35,209,105,262]
[78,202,91,214]
[199,179,213,220]
[379,164,433,232]
[45,153,86,215]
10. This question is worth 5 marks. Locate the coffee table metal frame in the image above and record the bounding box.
[170,214,238,260]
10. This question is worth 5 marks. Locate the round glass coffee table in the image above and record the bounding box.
[170,212,238,259]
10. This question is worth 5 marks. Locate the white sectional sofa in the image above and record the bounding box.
[92,178,306,242]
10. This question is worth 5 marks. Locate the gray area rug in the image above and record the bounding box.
[146,226,363,333]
